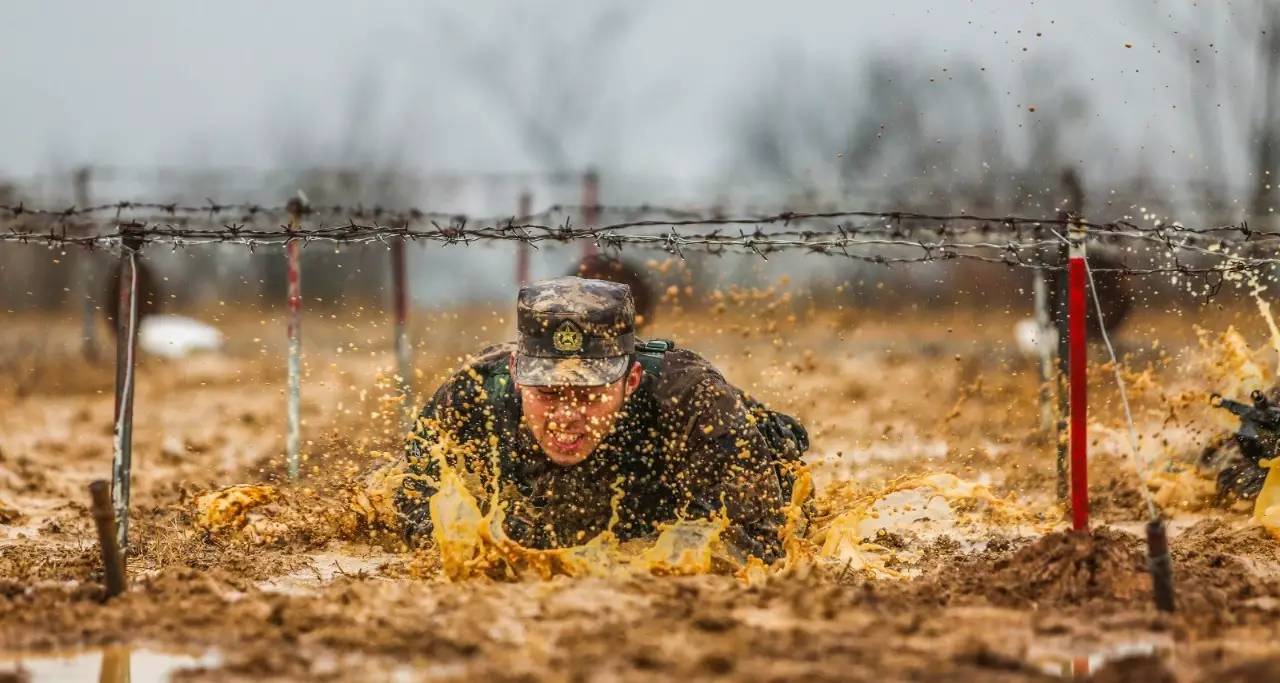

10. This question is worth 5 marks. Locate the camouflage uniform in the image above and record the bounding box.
[395,277,808,563]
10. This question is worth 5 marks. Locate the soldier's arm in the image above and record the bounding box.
[394,366,489,546]
[672,375,789,563]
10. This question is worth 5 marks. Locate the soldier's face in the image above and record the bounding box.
[516,361,644,466]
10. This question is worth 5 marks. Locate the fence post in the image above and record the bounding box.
[285,196,306,480]
[1067,218,1089,531]
[110,228,140,552]
[516,191,532,287]
[581,169,599,259]
[390,230,412,426]
[75,167,99,362]
[1033,271,1054,431]
[1054,215,1071,503]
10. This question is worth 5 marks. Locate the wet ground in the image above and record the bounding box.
[3,293,1280,682]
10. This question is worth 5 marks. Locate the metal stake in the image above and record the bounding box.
[390,234,412,426]
[581,169,599,259]
[1033,269,1054,431]
[285,196,305,480]
[516,191,532,288]
[1054,216,1071,503]
[74,167,99,363]
[110,240,139,551]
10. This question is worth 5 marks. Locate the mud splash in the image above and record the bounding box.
[416,456,1051,582]
[1196,326,1267,432]
[426,452,734,580]
[792,472,1055,579]
[1254,458,1280,540]
[1146,466,1217,512]
[188,439,1051,583]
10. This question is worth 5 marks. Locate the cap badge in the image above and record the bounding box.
[553,320,584,353]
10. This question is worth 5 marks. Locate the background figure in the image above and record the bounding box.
[1016,166,1133,358]
[1049,250,1134,338]
[102,260,224,358]
[1015,250,1133,360]
[569,254,656,329]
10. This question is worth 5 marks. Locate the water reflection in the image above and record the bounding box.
[0,646,219,682]
[1027,638,1171,678]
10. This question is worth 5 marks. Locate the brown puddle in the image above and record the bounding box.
[0,646,221,682]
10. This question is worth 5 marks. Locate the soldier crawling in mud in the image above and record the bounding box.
[1203,386,1280,504]
[394,277,808,563]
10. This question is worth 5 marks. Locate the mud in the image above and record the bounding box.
[5,299,1280,681]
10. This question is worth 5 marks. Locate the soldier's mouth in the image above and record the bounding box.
[550,432,586,451]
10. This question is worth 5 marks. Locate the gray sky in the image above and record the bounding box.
[0,1,1264,194]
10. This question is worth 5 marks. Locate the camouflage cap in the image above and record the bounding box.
[514,276,635,387]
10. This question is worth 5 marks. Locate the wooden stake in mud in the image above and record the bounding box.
[1146,519,1176,611]
[285,196,306,480]
[516,191,533,287]
[390,232,412,425]
[1067,220,1089,531]
[110,231,140,551]
[581,169,599,259]
[88,480,127,599]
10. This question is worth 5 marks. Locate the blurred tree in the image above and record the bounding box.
[1130,0,1280,220]
[429,1,647,174]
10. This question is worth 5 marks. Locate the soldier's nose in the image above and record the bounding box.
[551,404,583,425]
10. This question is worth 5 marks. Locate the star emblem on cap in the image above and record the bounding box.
[552,320,584,353]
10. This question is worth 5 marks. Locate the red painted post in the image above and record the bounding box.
[285,197,305,480]
[581,169,599,259]
[1067,220,1089,531]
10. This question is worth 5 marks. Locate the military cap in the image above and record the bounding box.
[514,276,635,387]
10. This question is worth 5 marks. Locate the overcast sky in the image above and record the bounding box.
[0,1,1266,195]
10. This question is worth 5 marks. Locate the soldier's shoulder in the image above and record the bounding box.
[468,342,516,369]
[646,345,731,399]
[443,342,515,387]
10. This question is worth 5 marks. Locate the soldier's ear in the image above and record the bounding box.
[623,361,643,397]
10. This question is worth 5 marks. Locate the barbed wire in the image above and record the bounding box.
[0,200,1259,237]
[0,220,1271,278]
[2,199,1277,278]
[0,201,717,224]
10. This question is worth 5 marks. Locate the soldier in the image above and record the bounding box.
[1202,386,1280,503]
[395,276,808,563]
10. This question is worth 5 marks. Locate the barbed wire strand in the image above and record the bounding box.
[0,201,1276,279]
[0,200,1258,238]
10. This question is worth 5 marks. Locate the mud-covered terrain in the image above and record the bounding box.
[3,291,1280,682]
